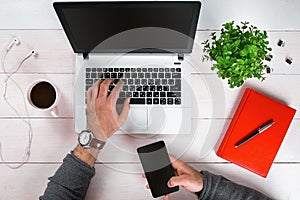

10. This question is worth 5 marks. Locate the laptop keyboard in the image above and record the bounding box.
[85,67,181,105]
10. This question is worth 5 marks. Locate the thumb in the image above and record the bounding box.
[168,175,189,188]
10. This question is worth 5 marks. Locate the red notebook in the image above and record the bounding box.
[217,88,296,177]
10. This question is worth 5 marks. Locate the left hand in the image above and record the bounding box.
[86,79,130,141]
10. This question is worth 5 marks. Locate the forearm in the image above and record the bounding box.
[39,146,96,200]
[197,171,272,200]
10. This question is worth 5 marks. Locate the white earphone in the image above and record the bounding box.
[1,37,38,169]
[6,38,21,51]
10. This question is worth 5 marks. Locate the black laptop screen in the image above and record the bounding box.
[53,2,201,54]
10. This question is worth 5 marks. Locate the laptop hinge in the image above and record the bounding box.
[83,52,89,60]
[178,54,184,61]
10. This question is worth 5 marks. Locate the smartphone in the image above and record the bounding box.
[137,141,179,198]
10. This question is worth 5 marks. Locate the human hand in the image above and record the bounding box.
[86,79,130,141]
[142,156,204,200]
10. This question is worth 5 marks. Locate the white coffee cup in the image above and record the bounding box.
[27,79,61,117]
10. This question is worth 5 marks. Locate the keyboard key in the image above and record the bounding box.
[113,79,119,84]
[162,79,168,85]
[154,68,158,72]
[160,98,166,105]
[175,98,181,105]
[172,73,181,78]
[175,79,181,86]
[128,79,134,85]
[147,92,152,97]
[108,68,113,72]
[167,98,174,105]
[129,85,135,91]
[104,73,110,78]
[118,73,124,78]
[170,85,181,91]
[148,79,154,85]
[148,68,153,72]
[171,68,175,72]
[168,79,174,85]
[142,68,147,72]
[111,73,117,78]
[136,85,143,91]
[147,98,152,104]
[130,98,145,104]
[159,73,164,78]
[153,98,159,104]
[109,85,115,91]
[145,73,150,78]
[125,73,130,78]
[176,68,181,72]
[114,68,119,72]
[123,85,128,91]
[86,73,91,78]
[165,68,169,72]
[131,73,137,78]
[86,68,91,72]
[152,73,157,78]
[91,73,97,78]
[125,68,130,72]
[131,68,136,72]
[165,73,171,78]
[98,73,103,79]
[138,73,144,78]
[155,79,160,85]
[140,92,145,97]
[86,79,93,84]
[153,92,159,97]
[120,68,124,72]
[163,86,169,91]
[137,68,141,72]
[167,92,181,97]
[141,79,147,85]
[92,68,96,72]
[135,79,140,85]
[103,68,108,72]
[156,86,162,91]
[126,92,132,97]
[143,86,149,91]
[119,92,125,98]
[133,92,139,97]
[159,68,164,72]
[150,86,156,91]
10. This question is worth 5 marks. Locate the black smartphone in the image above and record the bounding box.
[137,141,179,198]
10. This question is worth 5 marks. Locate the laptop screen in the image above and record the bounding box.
[53,1,201,54]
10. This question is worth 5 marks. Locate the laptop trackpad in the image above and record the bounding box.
[120,108,148,133]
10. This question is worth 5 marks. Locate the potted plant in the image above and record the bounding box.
[202,21,272,88]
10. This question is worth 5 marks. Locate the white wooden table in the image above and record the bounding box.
[0,0,300,199]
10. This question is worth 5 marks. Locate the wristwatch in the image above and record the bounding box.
[78,130,106,150]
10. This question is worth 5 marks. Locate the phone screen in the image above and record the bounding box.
[137,141,179,198]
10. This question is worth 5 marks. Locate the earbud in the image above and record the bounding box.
[25,50,38,59]
[6,38,20,51]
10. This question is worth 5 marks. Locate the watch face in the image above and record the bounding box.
[79,131,91,146]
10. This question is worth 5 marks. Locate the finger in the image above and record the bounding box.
[110,80,124,103]
[168,175,189,188]
[164,195,170,200]
[169,155,186,170]
[146,184,150,189]
[86,86,93,103]
[93,80,101,100]
[99,79,113,99]
[118,98,130,124]
[141,173,146,179]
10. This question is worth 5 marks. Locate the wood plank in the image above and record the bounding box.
[0,30,75,73]
[1,0,300,30]
[1,30,300,74]
[0,74,73,117]
[0,163,299,200]
[1,119,299,163]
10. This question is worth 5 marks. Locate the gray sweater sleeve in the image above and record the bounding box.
[39,152,95,200]
[196,171,272,200]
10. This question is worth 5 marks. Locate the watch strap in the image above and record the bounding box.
[90,137,106,150]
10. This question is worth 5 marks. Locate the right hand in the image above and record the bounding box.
[142,156,204,200]
[167,156,204,193]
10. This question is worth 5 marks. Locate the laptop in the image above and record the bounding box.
[53,1,201,134]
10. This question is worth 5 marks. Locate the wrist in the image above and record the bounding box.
[87,123,107,142]
[73,145,99,167]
